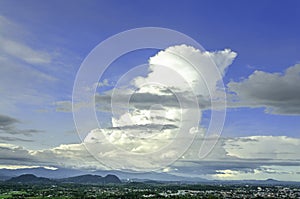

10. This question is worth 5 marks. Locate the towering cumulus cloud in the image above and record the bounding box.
[83,45,237,171]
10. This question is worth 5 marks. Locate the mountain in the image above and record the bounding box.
[5,174,121,184]
[104,174,122,183]
[0,167,87,179]
[6,174,53,184]
[91,170,208,182]
[1,168,300,185]
[206,178,300,186]
[60,174,121,184]
[234,179,282,185]
[0,175,11,181]
[0,167,207,182]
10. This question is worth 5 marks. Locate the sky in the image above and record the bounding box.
[0,0,300,181]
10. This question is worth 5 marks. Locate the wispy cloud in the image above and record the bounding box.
[0,37,52,65]
[0,15,59,113]
[0,15,53,66]
[0,114,42,136]
[0,136,33,142]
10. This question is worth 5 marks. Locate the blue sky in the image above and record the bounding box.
[0,0,300,180]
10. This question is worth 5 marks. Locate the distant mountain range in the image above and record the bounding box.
[59,174,121,184]
[0,167,87,179]
[1,167,300,185]
[6,174,53,184]
[5,174,121,184]
[0,167,207,182]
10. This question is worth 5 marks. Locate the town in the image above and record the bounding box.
[1,182,300,198]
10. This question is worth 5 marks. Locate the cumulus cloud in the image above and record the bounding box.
[170,135,300,181]
[56,46,299,177]
[72,45,237,170]
[135,45,236,96]
[0,142,102,170]
[212,165,300,181]
[224,136,300,160]
[58,45,236,115]
[0,135,299,180]
[33,143,105,170]
[0,143,36,165]
[227,64,300,115]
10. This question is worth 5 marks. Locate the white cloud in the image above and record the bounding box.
[213,166,300,181]
[32,143,106,169]
[0,165,57,170]
[0,143,34,165]
[96,79,110,88]
[1,135,300,180]
[171,135,300,181]
[77,45,236,170]
[224,136,300,160]
[135,45,237,96]
[53,45,237,170]
[59,45,236,115]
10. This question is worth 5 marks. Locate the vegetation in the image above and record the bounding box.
[0,182,299,198]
